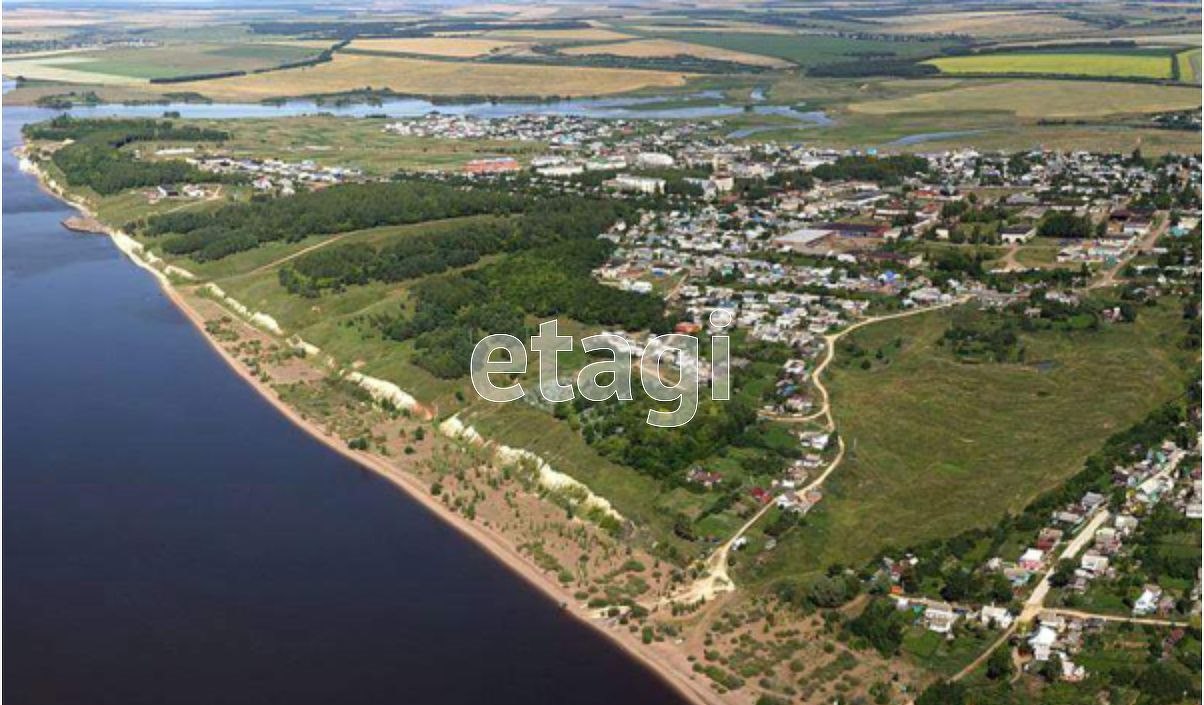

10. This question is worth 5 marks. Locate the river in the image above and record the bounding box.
[2,105,689,703]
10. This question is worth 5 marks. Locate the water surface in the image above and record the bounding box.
[3,104,687,705]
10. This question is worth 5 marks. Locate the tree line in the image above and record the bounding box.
[25,116,230,195]
[143,179,527,262]
[278,196,626,295]
[811,154,930,185]
[374,237,668,379]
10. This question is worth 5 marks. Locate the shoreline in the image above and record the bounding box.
[18,147,728,705]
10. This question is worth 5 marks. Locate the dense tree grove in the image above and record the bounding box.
[941,311,1024,363]
[582,394,759,483]
[279,196,626,295]
[1036,210,1094,239]
[846,598,906,656]
[375,238,668,379]
[24,116,230,195]
[144,180,527,261]
[811,155,929,185]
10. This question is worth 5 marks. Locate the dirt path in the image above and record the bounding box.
[1000,242,1022,272]
[249,232,355,275]
[663,299,964,606]
[1042,609,1187,627]
[765,297,968,430]
[1088,212,1167,290]
[952,623,1018,681]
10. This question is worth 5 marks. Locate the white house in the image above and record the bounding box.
[1029,625,1058,661]
[979,605,1014,630]
[1019,548,1046,571]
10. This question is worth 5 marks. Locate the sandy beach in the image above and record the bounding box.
[18,146,730,705]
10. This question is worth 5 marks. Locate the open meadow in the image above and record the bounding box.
[738,300,1196,585]
[204,115,545,175]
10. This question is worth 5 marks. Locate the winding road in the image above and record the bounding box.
[662,297,966,606]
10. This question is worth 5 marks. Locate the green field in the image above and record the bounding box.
[1176,47,1202,83]
[927,50,1174,80]
[739,300,1195,584]
[4,42,322,82]
[631,31,952,67]
[201,115,545,176]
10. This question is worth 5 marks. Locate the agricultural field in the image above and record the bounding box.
[629,31,953,67]
[159,53,691,100]
[848,79,1203,118]
[739,300,1195,584]
[561,38,791,68]
[3,41,324,83]
[1176,47,1202,82]
[344,37,524,58]
[480,27,635,42]
[862,10,1093,38]
[623,22,795,36]
[926,49,1176,80]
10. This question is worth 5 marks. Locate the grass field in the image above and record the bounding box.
[561,38,790,68]
[3,42,322,83]
[848,79,1202,118]
[632,32,955,67]
[345,37,523,58]
[162,53,690,99]
[740,300,1195,584]
[864,11,1092,37]
[927,51,1174,80]
[480,27,634,42]
[624,22,795,36]
[1176,47,1202,83]
[206,115,545,175]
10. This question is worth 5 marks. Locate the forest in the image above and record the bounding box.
[279,196,628,295]
[25,116,230,195]
[375,238,669,379]
[142,179,527,262]
[810,155,930,185]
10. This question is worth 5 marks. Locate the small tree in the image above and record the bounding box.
[986,645,1013,680]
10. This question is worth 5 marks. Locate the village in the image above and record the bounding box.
[101,108,1194,692]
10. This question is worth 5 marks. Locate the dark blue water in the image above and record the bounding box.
[3,107,685,704]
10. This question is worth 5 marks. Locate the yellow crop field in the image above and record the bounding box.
[561,38,790,67]
[926,52,1173,79]
[346,37,523,58]
[161,53,690,100]
[849,79,1202,118]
